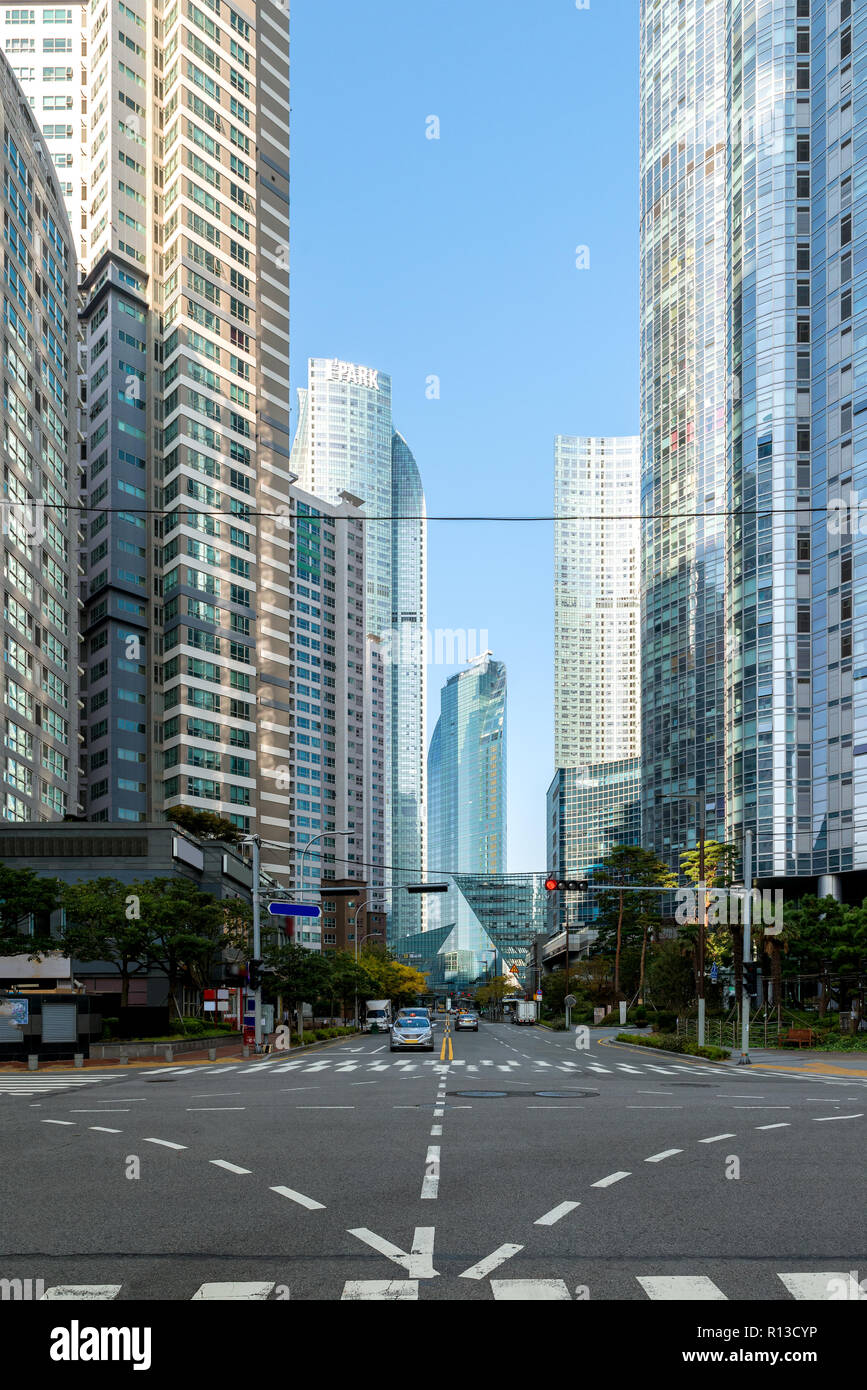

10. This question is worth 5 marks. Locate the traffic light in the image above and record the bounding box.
[743,961,758,996]
[248,959,264,990]
[544,877,589,892]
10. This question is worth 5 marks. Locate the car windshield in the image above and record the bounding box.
[396,1015,427,1026]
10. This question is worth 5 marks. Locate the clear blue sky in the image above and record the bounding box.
[290,0,639,872]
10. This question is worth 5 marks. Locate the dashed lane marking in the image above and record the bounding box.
[459,1244,524,1280]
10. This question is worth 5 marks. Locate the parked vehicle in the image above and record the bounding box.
[365,999,392,1032]
[513,999,536,1025]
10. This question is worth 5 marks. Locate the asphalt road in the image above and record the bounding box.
[1,1019,865,1301]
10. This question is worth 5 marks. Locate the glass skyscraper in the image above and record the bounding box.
[291,358,426,939]
[427,654,506,980]
[639,0,728,869]
[642,0,867,900]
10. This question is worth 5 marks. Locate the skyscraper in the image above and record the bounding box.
[427,654,506,979]
[554,435,640,768]
[0,47,78,824]
[291,358,426,940]
[550,435,641,929]
[641,0,865,901]
[639,0,728,869]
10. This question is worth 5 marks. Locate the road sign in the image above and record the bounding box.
[564,993,577,1007]
[267,902,322,917]
[534,991,543,1002]
[710,963,719,982]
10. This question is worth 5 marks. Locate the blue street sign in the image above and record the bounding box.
[710,963,719,982]
[267,902,322,918]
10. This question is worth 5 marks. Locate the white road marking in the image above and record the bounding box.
[421,1146,440,1199]
[697,1133,736,1144]
[534,1201,580,1226]
[592,1171,631,1188]
[297,1106,354,1110]
[779,1272,867,1299]
[69,1109,131,1113]
[813,1113,864,1121]
[40,1286,121,1300]
[41,1119,75,1126]
[638,1276,727,1301]
[615,1065,642,1073]
[585,1065,612,1074]
[433,1107,444,1117]
[342,1280,418,1300]
[348,1226,440,1278]
[192,1283,275,1300]
[644,1149,683,1163]
[636,1090,673,1096]
[430,1124,442,1136]
[491,1279,570,1300]
[756,1123,790,1130]
[269,1185,325,1210]
[459,1244,524,1280]
[209,1159,251,1174]
[187,1107,246,1111]
[89,1126,122,1133]
[143,1137,187,1150]
[191,1093,243,1098]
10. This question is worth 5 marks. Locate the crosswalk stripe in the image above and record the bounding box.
[41,1285,121,1300]
[778,1272,867,1300]
[615,1065,642,1073]
[192,1283,275,1300]
[491,1279,571,1301]
[638,1276,727,1300]
[585,1065,612,1074]
[341,1281,418,1300]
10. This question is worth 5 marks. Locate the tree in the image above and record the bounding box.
[647,940,695,1012]
[61,877,151,1008]
[782,895,867,1016]
[361,949,428,1008]
[0,863,61,958]
[165,806,243,844]
[680,840,738,999]
[324,951,374,1022]
[541,967,590,1016]
[592,845,676,1000]
[135,878,248,1023]
[261,941,332,1042]
[474,975,518,1018]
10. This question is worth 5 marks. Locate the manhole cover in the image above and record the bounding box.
[533,1090,596,1099]
[454,1090,509,1099]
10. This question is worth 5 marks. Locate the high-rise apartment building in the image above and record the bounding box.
[554,435,640,768]
[427,654,506,979]
[291,357,426,940]
[0,47,78,825]
[550,435,641,927]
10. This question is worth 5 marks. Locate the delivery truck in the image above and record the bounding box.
[365,999,392,1032]
[513,999,536,1025]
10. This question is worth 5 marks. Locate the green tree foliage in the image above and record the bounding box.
[782,895,867,1013]
[61,877,151,1008]
[592,845,677,999]
[647,939,695,1012]
[165,806,243,844]
[0,862,61,957]
[679,840,740,995]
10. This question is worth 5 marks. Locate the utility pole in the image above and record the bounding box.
[697,801,706,1048]
[251,835,262,1049]
[739,829,753,1066]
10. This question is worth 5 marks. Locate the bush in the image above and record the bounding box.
[102,1017,119,1040]
[616,1032,730,1061]
[652,1010,678,1033]
[178,1017,205,1036]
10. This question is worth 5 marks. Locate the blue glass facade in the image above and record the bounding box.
[427,655,506,980]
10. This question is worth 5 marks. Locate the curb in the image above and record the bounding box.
[599,1037,736,1067]
[0,1031,366,1074]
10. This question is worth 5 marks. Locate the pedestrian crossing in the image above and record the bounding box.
[29,1269,865,1300]
[0,1073,121,1097]
[153,1056,733,1079]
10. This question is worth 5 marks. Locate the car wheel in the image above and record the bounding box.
[389,1045,396,1052]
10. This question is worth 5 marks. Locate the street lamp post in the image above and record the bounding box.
[351,892,387,1031]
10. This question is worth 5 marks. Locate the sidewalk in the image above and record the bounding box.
[0,1031,362,1072]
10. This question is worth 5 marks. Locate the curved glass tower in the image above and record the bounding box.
[291,359,426,939]
[427,654,506,981]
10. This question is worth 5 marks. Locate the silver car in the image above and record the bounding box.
[390,1012,435,1052]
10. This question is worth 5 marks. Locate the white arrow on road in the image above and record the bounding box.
[348,1226,439,1278]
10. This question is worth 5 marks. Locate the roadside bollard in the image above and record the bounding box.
[27,1054,38,1071]
[164,1046,173,1064]
[242,1045,250,1058]
[73,1053,83,1068]
[208,1047,217,1061]
[120,1050,130,1065]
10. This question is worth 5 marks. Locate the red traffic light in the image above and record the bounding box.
[545,878,589,892]
[545,878,558,892]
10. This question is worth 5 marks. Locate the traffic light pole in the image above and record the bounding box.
[738,829,752,1066]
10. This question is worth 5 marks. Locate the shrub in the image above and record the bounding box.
[102,1017,119,1040]
[616,1032,730,1061]
[178,1017,205,1036]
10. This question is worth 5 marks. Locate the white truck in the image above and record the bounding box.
[365,999,392,1032]
[513,999,536,1025]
